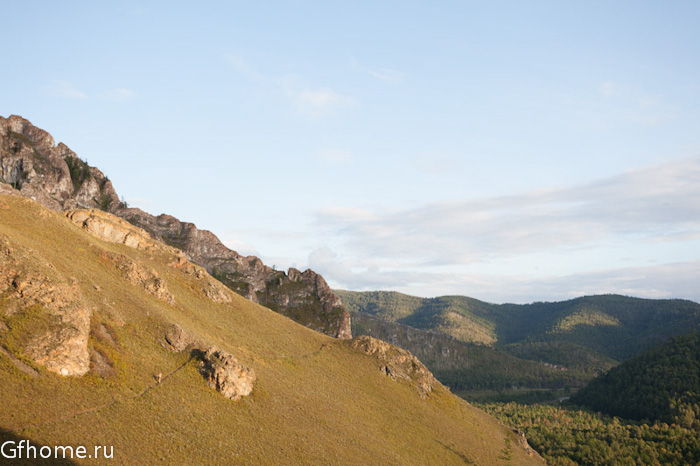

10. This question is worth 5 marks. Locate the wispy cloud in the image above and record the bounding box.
[42,81,135,102]
[98,88,135,102]
[316,156,700,267]
[294,88,353,116]
[350,58,404,84]
[596,81,678,126]
[319,246,700,304]
[311,157,700,302]
[42,80,87,99]
[225,54,353,117]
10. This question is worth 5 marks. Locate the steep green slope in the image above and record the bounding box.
[0,195,542,465]
[572,330,700,427]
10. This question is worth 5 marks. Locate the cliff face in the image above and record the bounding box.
[119,207,351,338]
[0,115,350,339]
[0,116,120,212]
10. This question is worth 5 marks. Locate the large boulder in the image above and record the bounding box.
[200,346,256,401]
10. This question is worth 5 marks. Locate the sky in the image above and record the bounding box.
[3,1,700,303]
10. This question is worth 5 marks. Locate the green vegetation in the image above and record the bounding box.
[338,291,700,360]
[0,304,56,366]
[64,154,91,192]
[573,330,700,427]
[481,402,700,465]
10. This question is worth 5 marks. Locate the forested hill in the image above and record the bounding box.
[336,290,700,366]
[572,330,700,428]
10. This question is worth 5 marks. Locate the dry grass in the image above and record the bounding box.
[0,195,543,465]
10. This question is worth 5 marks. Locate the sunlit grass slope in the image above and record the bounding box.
[0,194,542,465]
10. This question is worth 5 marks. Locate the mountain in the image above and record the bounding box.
[572,330,700,428]
[337,290,700,395]
[0,115,350,339]
[0,192,542,464]
[351,310,587,394]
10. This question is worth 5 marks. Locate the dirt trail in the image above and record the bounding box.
[16,355,195,433]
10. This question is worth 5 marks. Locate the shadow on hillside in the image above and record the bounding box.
[0,429,76,465]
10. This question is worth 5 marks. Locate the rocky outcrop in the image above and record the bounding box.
[0,234,91,376]
[0,115,120,212]
[200,346,256,401]
[118,208,351,338]
[65,209,156,250]
[164,324,195,352]
[1,115,350,339]
[100,250,175,304]
[348,335,439,398]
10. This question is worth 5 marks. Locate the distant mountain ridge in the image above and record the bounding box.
[337,290,700,395]
[0,115,350,338]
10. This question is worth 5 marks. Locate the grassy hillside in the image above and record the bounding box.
[0,194,542,465]
[572,330,700,427]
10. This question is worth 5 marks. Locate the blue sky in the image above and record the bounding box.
[3,1,700,303]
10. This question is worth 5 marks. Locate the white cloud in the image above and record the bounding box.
[316,156,700,267]
[311,156,700,302]
[320,249,700,304]
[295,89,352,116]
[596,81,678,126]
[42,80,87,99]
[225,54,352,117]
[221,237,259,257]
[350,57,404,84]
[41,81,135,102]
[99,88,135,102]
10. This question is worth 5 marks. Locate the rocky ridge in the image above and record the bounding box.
[348,335,440,398]
[0,115,350,339]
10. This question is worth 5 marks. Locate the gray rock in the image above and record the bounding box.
[200,346,255,401]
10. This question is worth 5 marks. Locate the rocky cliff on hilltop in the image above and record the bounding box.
[118,207,351,338]
[0,115,120,212]
[0,115,350,339]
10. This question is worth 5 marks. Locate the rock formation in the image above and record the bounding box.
[65,209,156,250]
[348,335,439,398]
[164,324,195,352]
[0,234,91,376]
[0,115,350,339]
[200,346,256,401]
[118,208,351,338]
[0,115,120,212]
[100,250,175,304]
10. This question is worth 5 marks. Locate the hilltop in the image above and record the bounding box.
[0,115,350,339]
[573,329,700,427]
[0,193,542,464]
